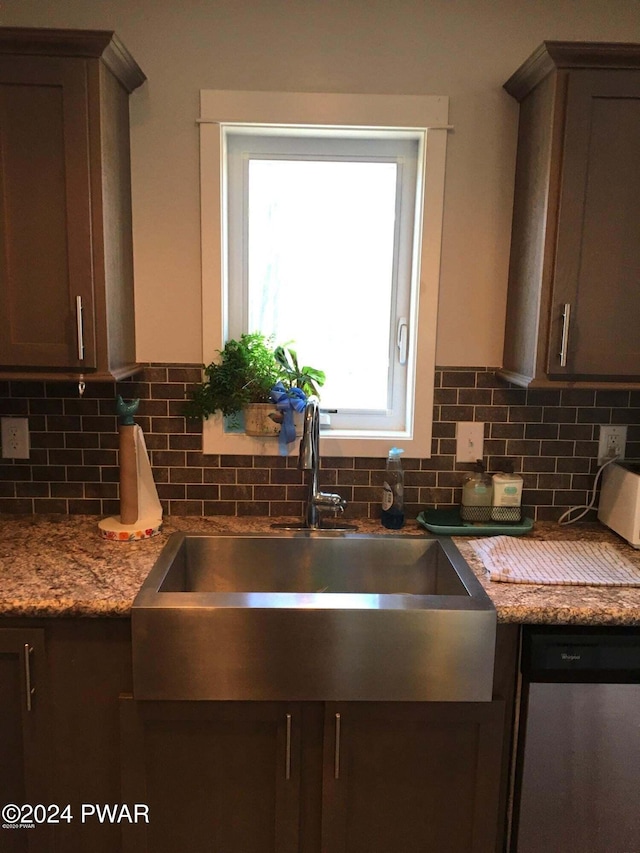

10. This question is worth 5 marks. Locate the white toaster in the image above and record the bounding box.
[598,460,640,548]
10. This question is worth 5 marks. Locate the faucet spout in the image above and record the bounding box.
[298,397,350,530]
[299,397,318,472]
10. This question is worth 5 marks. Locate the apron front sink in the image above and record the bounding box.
[132,532,496,701]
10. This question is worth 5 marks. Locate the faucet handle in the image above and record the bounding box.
[315,491,347,510]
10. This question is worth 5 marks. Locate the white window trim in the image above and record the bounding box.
[199,90,450,457]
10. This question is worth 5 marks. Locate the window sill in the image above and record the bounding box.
[202,418,432,458]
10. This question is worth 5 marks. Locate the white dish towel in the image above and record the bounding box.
[469,536,640,586]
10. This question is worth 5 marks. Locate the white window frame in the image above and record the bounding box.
[227,129,419,432]
[199,90,450,457]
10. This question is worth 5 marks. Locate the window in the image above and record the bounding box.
[199,91,450,456]
[226,129,418,432]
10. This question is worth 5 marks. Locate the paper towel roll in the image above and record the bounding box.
[132,424,162,523]
[98,424,163,541]
[119,424,138,524]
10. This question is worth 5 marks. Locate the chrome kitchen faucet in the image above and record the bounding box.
[298,397,350,529]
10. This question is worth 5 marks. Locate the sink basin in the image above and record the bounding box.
[132,531,496,702]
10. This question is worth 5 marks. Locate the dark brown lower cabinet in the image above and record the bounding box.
[1,618,133,853]
[119,699,302,853]
[321,702,505,853]
[120,698,505,853]
[0,628,52,853]
[0,619,515,853]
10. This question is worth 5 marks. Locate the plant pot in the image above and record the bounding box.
[243,403,281,436]
[243,403,305,438]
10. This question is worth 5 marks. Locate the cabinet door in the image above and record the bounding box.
[0,55,96,370]
[549,70,640,379]
[0,628,52,853]
[119,698,301,853]
[321,701,504,853]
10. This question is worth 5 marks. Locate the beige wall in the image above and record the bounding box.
[2,0,640,366]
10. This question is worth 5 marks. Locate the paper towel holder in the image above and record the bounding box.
[97,396,163,541]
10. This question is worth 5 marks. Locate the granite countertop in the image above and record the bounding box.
[1,514,640,625]
[454,526,640,626]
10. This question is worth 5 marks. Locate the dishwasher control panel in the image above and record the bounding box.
[523,626,640,682]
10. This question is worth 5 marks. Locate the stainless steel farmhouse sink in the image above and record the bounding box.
[132,532,496,702]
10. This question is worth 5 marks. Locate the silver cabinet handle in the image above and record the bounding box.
[559,302,571,367]
[334,712,341,780]
[76,295,85,361]
[23,643,34,712]
[285,713,292,780]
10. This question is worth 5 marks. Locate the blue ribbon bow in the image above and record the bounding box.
[270,383,307,455]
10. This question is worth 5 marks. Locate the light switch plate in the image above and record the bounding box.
[1,417,30,459]
[456,421,484,463]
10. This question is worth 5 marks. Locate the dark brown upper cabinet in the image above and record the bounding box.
[0,28,145,381]
[499,42,640,388]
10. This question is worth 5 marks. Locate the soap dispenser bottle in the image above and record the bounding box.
[461,459,492,522]
[381,447,405,529]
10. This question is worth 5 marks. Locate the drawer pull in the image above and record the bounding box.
[76,295,85,361]
[559,302,571,367]
[334,712,341,780]
[285,713,292,780]
[24,644,34,712]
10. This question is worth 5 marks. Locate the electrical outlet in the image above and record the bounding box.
[598,425,627,465]
[456,421,485,463]
[1,417,30,459]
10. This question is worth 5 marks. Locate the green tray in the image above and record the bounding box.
[417,508,534,536]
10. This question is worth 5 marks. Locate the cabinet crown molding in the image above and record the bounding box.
[0,26,146,92]
[505,40,640,101]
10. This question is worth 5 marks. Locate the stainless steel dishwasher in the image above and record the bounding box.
[511,626,640,853]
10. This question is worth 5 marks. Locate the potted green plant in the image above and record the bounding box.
[273,344,326,399]
[185,333,282,434]
[186,335,326,442]
[269,344,326,447]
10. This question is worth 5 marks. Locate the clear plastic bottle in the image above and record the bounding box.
[381,447,405,529]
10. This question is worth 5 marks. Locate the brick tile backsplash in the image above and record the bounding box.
[1,365,639,522]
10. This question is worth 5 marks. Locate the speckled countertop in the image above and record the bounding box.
[1,514,640,625]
